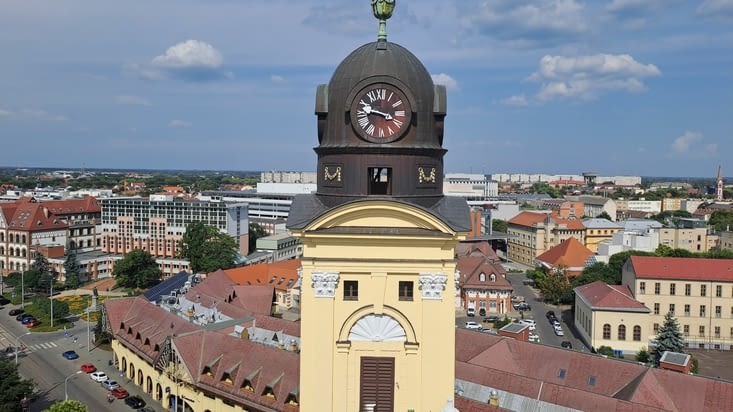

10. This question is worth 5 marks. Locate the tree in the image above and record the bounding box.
[491,219,507,234]
[31,295,69,322]
[93,313,112,345]
[63,253,81,290]
[180,222,239,273]
[709,210,733,232]
[248,222,268,253]
[31,252,50,276]
[0,360,36,411]
[535,268,573,305]
[573,262,617,288]
[635,348,651,364]
[45,400,88,412]
[596,345,617,357]
[113,249,161,289]
[652,312,686,366]
[596,211,613,221]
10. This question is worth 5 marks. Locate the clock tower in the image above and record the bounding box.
[287,2,470,411]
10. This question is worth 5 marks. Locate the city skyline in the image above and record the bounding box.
[1,1,731,177]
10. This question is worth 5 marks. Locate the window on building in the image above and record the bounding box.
[685,284,691,296]
[633,325,641,341]
[344,281,359,301]
[639,282,646,294]
[654,303,660,315]
[654,282,660,295]
[715,326,721,339]
[603,324,611,339]
[700,305,706,317]
[618,325,626,340]
[669,283,676,295]
[654,323,660,333]
[479,273,485,282]
[701,285,707,297]
[716,285,722,297]
[684,304,690,316]
[699,325,705,337]
[683,325,689,336]
[398,281,413,301]
[368,167,392,195]
[716,306,721,318]
[669,304,675,316]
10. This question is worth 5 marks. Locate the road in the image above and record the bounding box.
[1,304,156,412]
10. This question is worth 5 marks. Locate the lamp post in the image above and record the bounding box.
[64,370,82,401]
[13,332,31,364]
[86,295,91,353]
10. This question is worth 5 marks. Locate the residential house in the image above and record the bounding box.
[535,237,595,278]
[582,218,622,253]
[506,211,585,267]
[456,242,513,316]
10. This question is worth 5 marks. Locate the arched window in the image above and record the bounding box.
[21,248,26,257]
[21,235,26,243]
[633,325,641,341]
[490,274,496,282]
[479,273,485,282]
[137,370,143,386]
[0,246,4,254]
[603,324,611,339]
[618,324,626,340]
[0,232,4,242]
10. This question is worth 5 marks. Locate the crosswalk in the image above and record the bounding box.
[25,341,58,352]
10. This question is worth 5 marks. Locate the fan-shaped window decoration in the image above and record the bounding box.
[348,314,406,342]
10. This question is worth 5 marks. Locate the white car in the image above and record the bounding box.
[520,319,536,330]
[90,371,108,382]
[465,321,482,330]
[554,327,565,336]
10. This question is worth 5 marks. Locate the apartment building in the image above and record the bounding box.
[566,195,617,220]
[443,173,499,199]
[506,211,585,267]
[583,218,622,253]
[622,256,733,350]
[100,196,249,275]
[0,196,101,276]
[658,218,718,253]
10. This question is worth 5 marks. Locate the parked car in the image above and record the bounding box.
[546,310,556,319]
[125,395,146,409]
[515,302,531,311]
[9,308,24,316]
[16,313,32,322]
[478,307,486,317]
[554,327,565,336]
[90,371,109,382]
[519,319,536,330]
[483,315,500,324]
[62,350,79,360]
[529,332,540,343]
[25,319,41,328]
[465,321,482,330]
[0,296,11,305]
[466,307,476,317]
[80,363,97,373]
[561,341,573,349]
[101,380,120,390]
[21,316,36,325]
[111,387,129,399]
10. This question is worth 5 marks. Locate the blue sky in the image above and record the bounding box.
[1,0,731,178]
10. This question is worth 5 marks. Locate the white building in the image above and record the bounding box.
[444,173,498,198]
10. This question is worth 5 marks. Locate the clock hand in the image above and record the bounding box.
[360,103,372,115]
[369,109,393,120]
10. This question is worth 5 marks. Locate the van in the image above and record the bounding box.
[466,307,476,317]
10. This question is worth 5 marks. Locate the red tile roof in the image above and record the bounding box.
[223,260,301,291]
[186,270,274,317]
[628,256,733,282]
[457,256,512,291]
[508,211,548,227]
[455,329,733,411]
[535,237,594,272]
[574,281,650,312]
[1,198,68,232]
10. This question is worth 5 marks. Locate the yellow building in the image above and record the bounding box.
[286,7,471,411]
[582,218,622,253]
[622,256,733,350]
[657,218,717,253]
[574,281,651,353]
[506,211,585,267]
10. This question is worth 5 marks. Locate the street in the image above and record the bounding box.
[1,303,158,412]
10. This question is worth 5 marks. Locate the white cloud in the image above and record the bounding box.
[501,95,529,106]
[671,131,707,154]
[0,108,67,121]
[431,73,458,90]
[526,53,661,102]
[169,120,192,128]
[697,0,733,19]
[606,0,682,14]
[460,0,588,47]
[152,40,223,69]
[270,74,286,84]
[116,95,151,106]
[127,40,227,82]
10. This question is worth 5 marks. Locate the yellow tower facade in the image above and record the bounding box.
[288,5,470,411]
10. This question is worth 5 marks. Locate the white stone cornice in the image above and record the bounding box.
[419,273,448,300]
[311,271,339,298]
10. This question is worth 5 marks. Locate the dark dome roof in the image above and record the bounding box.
[328,41,434,113]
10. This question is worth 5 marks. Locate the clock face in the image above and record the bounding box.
[351,84,411,143]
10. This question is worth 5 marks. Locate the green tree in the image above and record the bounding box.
[709,210,733,232]
[491,219,507,234]
[93,313,112,345]
[45,399,88,412]
[596,211,613,221]
[113,249,161,289]
[652,312,686,366]
[0,360,36,411]
[180,222,239,273]
[31,252,50,277]
[536,268,573,305]
[63,253,81,290]
[573,262,617,288]
[31,295,69,322]
[635,348,651,364]
[596,345,617,357]
[248,222,268,254]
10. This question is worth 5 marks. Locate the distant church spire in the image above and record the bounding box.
[716,165,724,201]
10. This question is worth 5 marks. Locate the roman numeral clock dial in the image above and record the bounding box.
[351,84,412,143]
